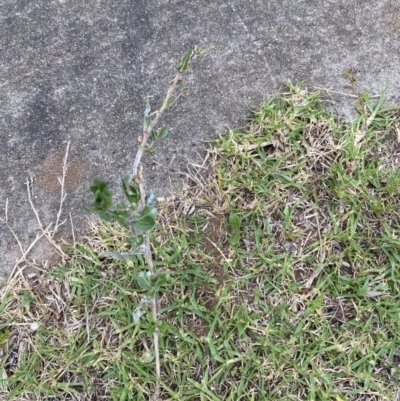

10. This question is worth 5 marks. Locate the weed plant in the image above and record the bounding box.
[1,83,400,400]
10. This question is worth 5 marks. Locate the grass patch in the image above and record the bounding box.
[1,82,400,400]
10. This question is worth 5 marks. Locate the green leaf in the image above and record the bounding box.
[103,248,146,259]
[175,47,211,73]
[176,49,194,72]
[134,235,145,246]
[149,128,158,141]
[116,203,127,210]
[114,210,131,227]
[132,206,157,231]
[150,127,169,141]
[122,174,140,207]
[146,321,156,337]
[229,213,241,231]
[144,102,151,118]
[21,291,34,306]
[137,271,152,290]
[85,179,113,212]
[167,95,179,107]
[143,102,151,130]
[157,127,169,140]
[157,320,169,334]
[144,116,151,130]
[140,350,154,363]
[132,296,152,323]
[132,306,143,324]
[145,189,157,207]
[153,271,170,289]
[127,233,145,248]
[194,45,213,56]
[227,213,241,246]
[367,84,388,126]
[97,210,114,221]
[0,329,11,346]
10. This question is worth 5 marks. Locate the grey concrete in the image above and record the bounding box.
[1,0,400,279]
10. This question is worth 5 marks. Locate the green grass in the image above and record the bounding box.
[1,82,400,400]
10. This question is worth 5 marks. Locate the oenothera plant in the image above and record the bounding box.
[84,47,208,399]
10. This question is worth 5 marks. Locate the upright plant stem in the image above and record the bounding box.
[132,71,182,178]
[131,70,183,400]
[146,235,160,400]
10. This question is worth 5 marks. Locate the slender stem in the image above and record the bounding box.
[152,322,161,399]
[130,60,194,400]
[131,71,183,399]
[54,141,70,236]
[132,72,182,178]
[145,230,160,398]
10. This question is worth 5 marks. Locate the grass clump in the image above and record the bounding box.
[1,82,400,400]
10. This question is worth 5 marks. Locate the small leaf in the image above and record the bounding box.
[0,329,11,345]
[167,95,179,107]
[132,306,142,323]
[134,235,145,246]
[103,248,146,259]
[149,128,158,141]
[110,209,131,228]
[366,290,388,297]
[122,174,140,207]
[110,202,128,211]
[137,271,152,290]
[229,213,241,231]
[153,271,170,289]
[146,321,156,336]
[144,116,151,130]
[86,179,113,211]
[157,320,169,334]
[176,49,194,72]
[132,296,152,323]
[21,291,34,306]
[90,179,112,210]
[97,210,114,222]
[227,213,241,245]
[367,84,388,127]
[140,350,154,363]
[127,233,145,248]
[145,189,157,207]
[132,206,157,231]
[144,102,151,118]
[157,127,169,140]
[143,102,152,130]
[194,45,213,56]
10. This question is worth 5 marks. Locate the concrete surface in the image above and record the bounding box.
[1,0,400,280]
